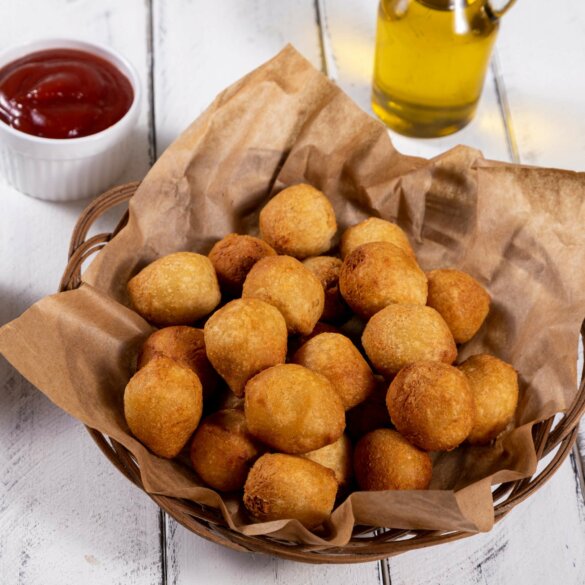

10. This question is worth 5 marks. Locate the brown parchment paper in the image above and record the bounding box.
[2,45,585,546]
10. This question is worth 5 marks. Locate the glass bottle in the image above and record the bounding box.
[372,0,516,137]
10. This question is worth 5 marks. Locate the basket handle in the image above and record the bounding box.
[59,181,140,292]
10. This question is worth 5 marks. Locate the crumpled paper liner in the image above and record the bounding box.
[2,46,585,547]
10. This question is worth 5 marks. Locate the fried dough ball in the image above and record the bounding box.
[354,429,432,491]
[302,256,350,323]
[339,242,427,319]
[127,252,221,326]
[244,364,345,454]
[203,299,287,397]
[341,218,414,259]
[243,453,338,528]
[124,356,203,458]
[208,234,276,296]
[346,378,392,440]
[302,434,353,488]
[293,333,375,409]
[387,361,474,452]
[362,304,457,377]
[189,409,263,492]
[427,269,491,343]
[242,256,325,335]
[459,354,519,445]
[138,326,219,400]
[259,183,337,258]
[288,321,340,355]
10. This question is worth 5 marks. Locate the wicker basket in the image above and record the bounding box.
[59,182,585,564]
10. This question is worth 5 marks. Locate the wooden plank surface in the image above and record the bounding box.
[153,0,325,153]
[1,0,584,583]
[388,459,585,585]
[0,2,162,584]
[166,518,381,585]
[496,1,585,172]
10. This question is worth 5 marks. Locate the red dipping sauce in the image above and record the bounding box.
[0,48,134,139]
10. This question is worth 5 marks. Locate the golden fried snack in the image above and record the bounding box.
[302,256,350,323]
[259,183,337,258]
[293,332,375,409]
[426,269,491,343]
[124,356,203,458]
[339,242,427,319]
[354,429,432,491]
[127,252,221,326]
[243,453,338,528]
[362,304,457,377]
[346,377,392,440]
[242,256,325,335]
[244,364,345,454]
[189,409,263,492]
[288,321,340,355]
[459,354,519,445]
[341,217,414,259]
[203,298,287,397]
[208,234,276,296]
[302,434,353,488]
[387,361,474,451]
[137,326,219,400]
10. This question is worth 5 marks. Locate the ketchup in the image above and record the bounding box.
[0,48,133,139]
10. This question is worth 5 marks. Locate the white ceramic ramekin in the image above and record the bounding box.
[0,38,141,201]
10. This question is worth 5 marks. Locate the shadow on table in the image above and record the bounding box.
[0,283,32,327]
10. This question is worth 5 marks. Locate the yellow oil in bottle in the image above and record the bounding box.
[372,0,498,137]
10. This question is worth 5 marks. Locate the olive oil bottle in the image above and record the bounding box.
[372,0,514,137]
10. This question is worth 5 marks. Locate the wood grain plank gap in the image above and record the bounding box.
[570,446,585,508]
[577,340,585,476]
[146,0,158,163]
[314,0,338,81]
[380,555,392,585]
[490,52,520,164]
[159,509,168,585]
[578,424,585,481]
[371,529,391,585]
[147,3,166,583]
[313,0,328,77]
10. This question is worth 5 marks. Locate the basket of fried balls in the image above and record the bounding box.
[123,183,519,531]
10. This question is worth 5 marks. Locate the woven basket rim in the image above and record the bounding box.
[59,181,585,563]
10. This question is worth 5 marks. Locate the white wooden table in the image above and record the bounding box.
[1,1,584,583]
